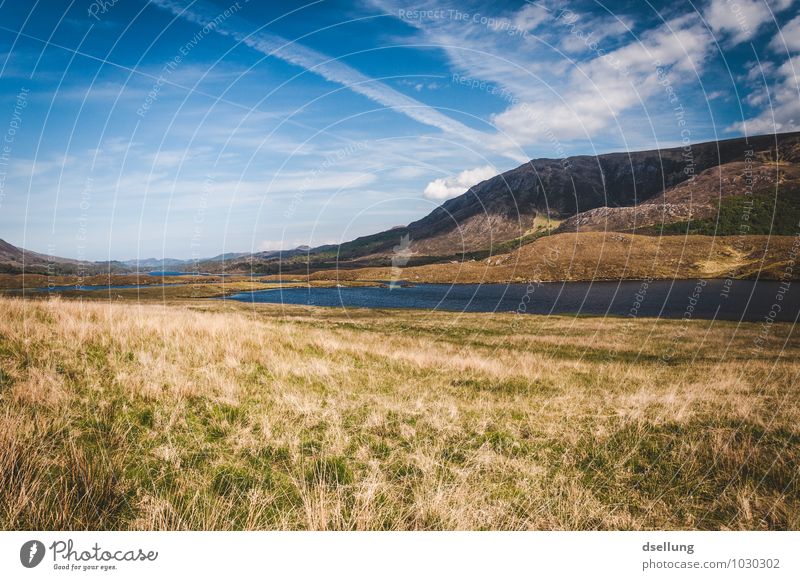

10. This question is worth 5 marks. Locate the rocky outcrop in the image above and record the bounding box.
[556,158,800,234]
[556,203,707,233]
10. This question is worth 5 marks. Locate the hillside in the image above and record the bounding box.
[395,132,800,256]
[557,160,800,234]
[263,232,796,284]
[336,132,800,256]
[0,236,318,277]
[219,131,800,274]
[4,132,799,279]
[0,238,86,275]
[0,238,144,275]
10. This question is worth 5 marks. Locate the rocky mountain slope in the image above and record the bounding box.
[233,131,798,274]
[557,160,800,234]
[314,132,800,260]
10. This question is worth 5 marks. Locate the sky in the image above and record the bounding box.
[0,0,797,260]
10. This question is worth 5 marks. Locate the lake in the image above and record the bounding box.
[223,279,800,322]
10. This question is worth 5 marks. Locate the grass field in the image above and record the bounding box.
[1,296,799,530]
[0,277,382,301]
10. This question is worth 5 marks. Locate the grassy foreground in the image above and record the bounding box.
[1,296,799,530]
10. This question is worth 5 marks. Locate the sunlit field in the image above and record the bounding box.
[1,296,798,530]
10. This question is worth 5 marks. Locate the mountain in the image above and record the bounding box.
[202,252,250,263]
[292,232,796,284]
[119,257,192,270]
[0,239,147,275]
[0,239,314,276]
[0,238,90,275]
[354,132,800,256]
[4,131,799,278]
[200,246,316,273]
[231,131,800,274]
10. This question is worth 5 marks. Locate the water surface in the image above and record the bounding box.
[224,279,800,322]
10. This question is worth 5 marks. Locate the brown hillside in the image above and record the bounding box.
[282,233,798,284]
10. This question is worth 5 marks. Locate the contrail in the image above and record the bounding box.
[151,0,525,162]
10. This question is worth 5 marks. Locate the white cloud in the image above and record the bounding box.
[423,165,497,200]
[512,4,550,33]
[493,14,714,143]
[369,0,551,101]
[705,0,770,44]
[491,98,609,142]
[377,1,718,150]
[705,0,795,45]
[732,55,800,134]
[152,0,526,162]
[770,14,800,52]
[603,14,710,75]
[557,12,634,55]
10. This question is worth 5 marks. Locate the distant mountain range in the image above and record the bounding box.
[2,131,798,277]
[0,239,315,276]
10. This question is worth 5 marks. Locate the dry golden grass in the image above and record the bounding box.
[264,233,797,284]
[0,278,383,301]
[0,273,231,289]
[1,296,799,530]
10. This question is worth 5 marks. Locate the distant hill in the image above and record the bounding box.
[0,238,314,276]
[0,238,91,275]
[120,257,193,270]
[280,232,797,284]
[0,239,193,275]
[200,246,317,273]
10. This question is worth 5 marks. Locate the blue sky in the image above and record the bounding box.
[0,0,798,260]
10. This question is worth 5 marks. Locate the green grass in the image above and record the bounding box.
[1,297,799,530]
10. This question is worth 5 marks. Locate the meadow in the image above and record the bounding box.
[1,295,798,530]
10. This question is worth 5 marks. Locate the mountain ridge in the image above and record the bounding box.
[3,131,799,276]
[218,130,800,273]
